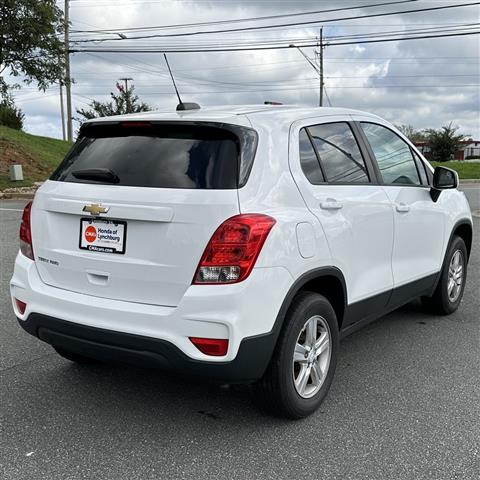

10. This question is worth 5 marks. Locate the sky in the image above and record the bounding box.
[10,0,480,140]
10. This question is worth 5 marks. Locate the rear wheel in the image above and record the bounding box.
[422,236,468,315]
[54,347,100,365]
[255,292,339,419]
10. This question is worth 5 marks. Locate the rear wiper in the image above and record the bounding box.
[72,168,120,184]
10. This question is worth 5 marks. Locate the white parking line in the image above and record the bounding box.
[0,208,23,212]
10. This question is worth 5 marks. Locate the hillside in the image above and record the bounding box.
[0,126,72,191]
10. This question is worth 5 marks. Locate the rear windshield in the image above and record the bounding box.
[51,122,257,189]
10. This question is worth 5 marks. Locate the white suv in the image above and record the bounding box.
[11,105,472,418]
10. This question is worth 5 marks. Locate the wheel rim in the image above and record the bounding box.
[447,249,464,302]
[292,315,332,399]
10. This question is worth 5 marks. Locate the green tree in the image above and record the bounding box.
[425,123,467,162]
[395,124,426,143]
[0,1,65,99]
[76,83,152,121]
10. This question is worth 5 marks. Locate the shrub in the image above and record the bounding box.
[0,101,25,130]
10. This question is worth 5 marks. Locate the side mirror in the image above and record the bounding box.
[430,166,459,202]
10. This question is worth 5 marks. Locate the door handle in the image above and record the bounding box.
[320,199,343,210]
[396,203,410,213]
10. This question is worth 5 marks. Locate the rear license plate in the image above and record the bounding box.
[79,218,127,254]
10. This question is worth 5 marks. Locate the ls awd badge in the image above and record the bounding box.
[82,203,109,216]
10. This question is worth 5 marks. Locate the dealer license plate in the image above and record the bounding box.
[79,218,126,254]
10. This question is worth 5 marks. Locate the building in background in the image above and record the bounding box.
[415,140,480,161]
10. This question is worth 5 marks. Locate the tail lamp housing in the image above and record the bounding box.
[193,214,276,284]
[189,337,229,356]
[20,201,34,260]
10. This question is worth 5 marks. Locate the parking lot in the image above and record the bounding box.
[0,196,479,480]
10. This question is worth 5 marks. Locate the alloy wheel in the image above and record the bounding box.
[447,249,464,302]
[292,315,332,399]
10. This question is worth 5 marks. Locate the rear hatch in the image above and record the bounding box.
[31,120,257,306]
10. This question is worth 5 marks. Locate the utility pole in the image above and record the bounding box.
[59,80,66,141]
[119,77,133,112]
[64,0,73,141]
[317,27,324,107]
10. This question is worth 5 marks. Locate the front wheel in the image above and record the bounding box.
[422,236,468,315]
[255,292,339,419]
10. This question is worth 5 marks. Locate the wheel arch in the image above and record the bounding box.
[428,218,473,295]
[452,220,473,260]
[254,267,347,381]
[274,267,348,334]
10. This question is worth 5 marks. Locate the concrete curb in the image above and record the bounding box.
[0,193,35,200]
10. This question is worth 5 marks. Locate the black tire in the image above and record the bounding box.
[254,292,339,419]
[54,347,100,365]
[422,236,468,315]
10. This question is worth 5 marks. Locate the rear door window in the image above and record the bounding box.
[51,123,257,189]
[307,122,370,183]
[299,128,325,184]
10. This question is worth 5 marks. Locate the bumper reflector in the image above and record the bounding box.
[15,298,27,315]
[189,337,229,356]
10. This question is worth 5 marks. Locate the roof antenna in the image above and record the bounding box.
[163,53,200,111]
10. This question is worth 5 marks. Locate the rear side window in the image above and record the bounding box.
[307,123,369,183]
[51,123,257,189]
[361,122,421,186]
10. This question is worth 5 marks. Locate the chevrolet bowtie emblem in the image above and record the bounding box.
[82,203,109,216]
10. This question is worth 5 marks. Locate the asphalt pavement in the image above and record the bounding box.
[0,196,479,480]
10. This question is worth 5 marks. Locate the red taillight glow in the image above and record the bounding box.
[190,337,229,356]
[19,201,34,260]
[193,214,276,284]
[15,298,27,315]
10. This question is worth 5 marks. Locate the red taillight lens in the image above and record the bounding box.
[19,201,34,260]
[193,214,276,284]
[190,337,229,356]
[15,298,27,315]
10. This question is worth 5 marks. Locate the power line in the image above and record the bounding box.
[70,30,480,53]
[70,0,418,34]
[58,85,479,97]
[69,23,480,50]
[70,2,480,43]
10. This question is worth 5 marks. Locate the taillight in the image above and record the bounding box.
[193,214,276,284]
[19,201,34,260]
[190,337,229,356]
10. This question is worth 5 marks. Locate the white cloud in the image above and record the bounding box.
[6,0,480,139]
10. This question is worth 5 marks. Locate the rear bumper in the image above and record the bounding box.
[18,313,274,382]
[11,252,293,381]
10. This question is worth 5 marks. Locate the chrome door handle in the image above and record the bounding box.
[396,203,410,213]
[320,199,343,210]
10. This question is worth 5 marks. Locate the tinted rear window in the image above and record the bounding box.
[51,123,257,189]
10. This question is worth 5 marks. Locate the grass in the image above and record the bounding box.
[430,161,480,180]
[0,126,72,191]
